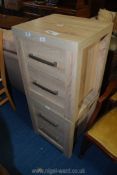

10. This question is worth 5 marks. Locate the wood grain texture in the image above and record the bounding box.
[12,14,113,157]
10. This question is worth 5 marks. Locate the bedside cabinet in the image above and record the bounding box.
[12,14,113,157]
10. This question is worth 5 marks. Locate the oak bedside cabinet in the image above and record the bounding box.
[12,14,113,157]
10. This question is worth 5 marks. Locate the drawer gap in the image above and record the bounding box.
[37,113,58,127]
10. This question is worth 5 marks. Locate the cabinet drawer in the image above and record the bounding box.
[29,89,64,116]
[28,65,65,107]
[32,99,70,148]
[22,39,72,82]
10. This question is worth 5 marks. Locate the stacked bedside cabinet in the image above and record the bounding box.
[12,14,113,157]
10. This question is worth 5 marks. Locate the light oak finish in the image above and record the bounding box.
[0,30,15,110]
[12,14,113,157]
[32,98,74,151]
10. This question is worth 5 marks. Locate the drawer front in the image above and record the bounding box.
[22,39,73,82]
[19,38,75,120]
[32,99,70,148]
[28,65,65,107]
[29,89,64,116]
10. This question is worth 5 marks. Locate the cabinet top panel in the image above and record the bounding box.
[12,14,113,42]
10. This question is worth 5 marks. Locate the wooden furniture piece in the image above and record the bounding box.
[0,14,29,29]
[3,29,24,92]
[0,0,23,16]
[12,14,112,157]
[0,164,10,175]
[23,0,90,19]
[0,30,15,110]
[101,35,117,94]
[4,0,22,10]
[79,80,117,161]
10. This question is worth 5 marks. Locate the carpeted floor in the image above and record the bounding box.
[0,88,117,175]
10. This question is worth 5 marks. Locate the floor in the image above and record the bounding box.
[0,88,117,175]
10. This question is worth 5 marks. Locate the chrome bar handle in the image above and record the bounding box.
[32,81,58,96]
[29,54,57,67]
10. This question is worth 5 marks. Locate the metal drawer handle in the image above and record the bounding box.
[32,81,58,95]
[29,54,57,67]
[38,113,58,127]
[100,34,108,41]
